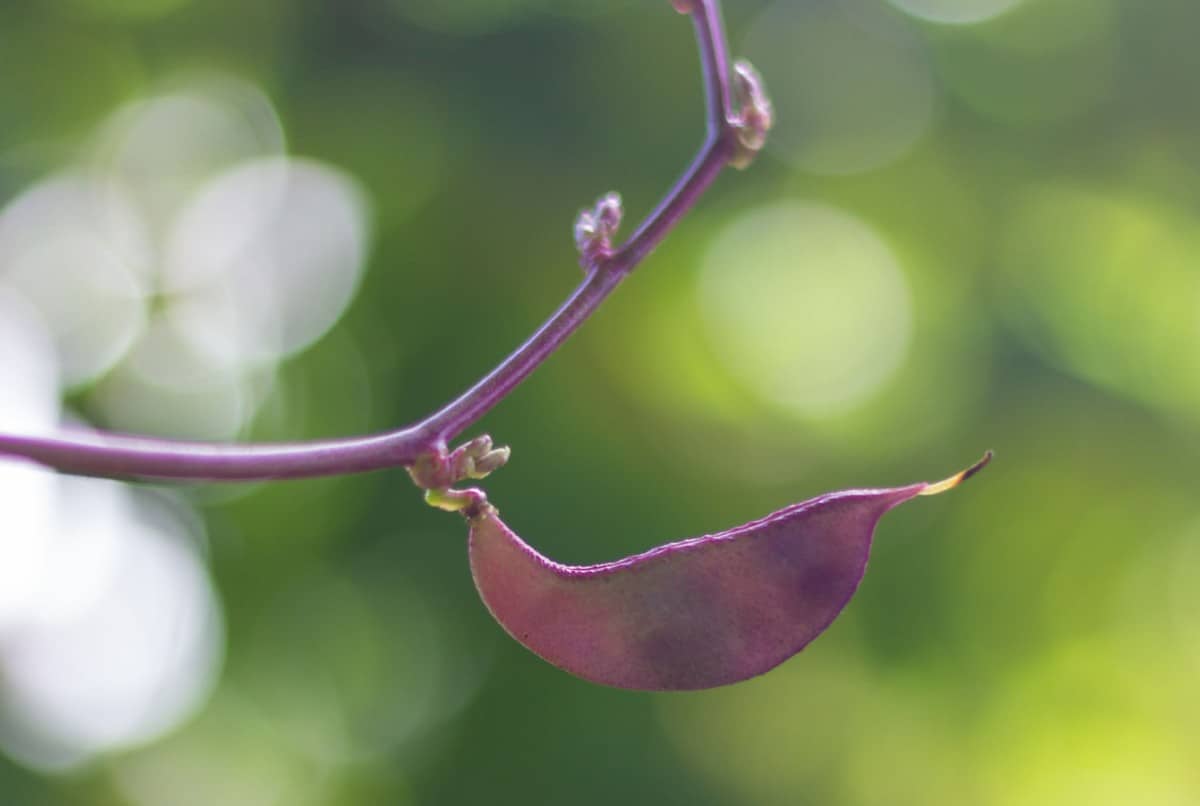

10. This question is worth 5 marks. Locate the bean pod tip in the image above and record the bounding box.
[919,450,993,497]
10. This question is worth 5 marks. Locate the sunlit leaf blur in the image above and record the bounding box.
[0,0,1197,803]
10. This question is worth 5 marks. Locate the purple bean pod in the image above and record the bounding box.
[468,453,991,690]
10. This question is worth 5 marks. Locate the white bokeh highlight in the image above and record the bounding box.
[0,75,371,440]
[0,297,223,772]
[164,158,369,369]
[91,78,286,238]
[699,202,912,418]
[0,293,61,636]
[888,0,1023,25]
[0,177,150,386]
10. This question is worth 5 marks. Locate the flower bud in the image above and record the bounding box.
[574,191,624,266]
[469,446,512,479]
[728,59,774,170]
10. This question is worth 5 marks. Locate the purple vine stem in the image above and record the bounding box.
[0,2,755,482]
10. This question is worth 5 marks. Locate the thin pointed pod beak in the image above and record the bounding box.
[919,450,994,497]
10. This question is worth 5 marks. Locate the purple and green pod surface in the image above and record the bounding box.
[468,454,991,690]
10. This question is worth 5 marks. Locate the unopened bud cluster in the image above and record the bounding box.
[728,60,773,169]
[574,191,624,266]
[451,434,511,480]
[409,434,511,492]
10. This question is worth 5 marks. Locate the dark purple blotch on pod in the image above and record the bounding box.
[467,453,991,691]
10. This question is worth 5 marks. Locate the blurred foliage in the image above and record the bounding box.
[2,0,1200,804]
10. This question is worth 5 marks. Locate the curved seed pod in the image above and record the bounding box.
[468,453,991,690]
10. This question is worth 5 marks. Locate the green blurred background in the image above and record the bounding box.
[1,0,1199,803]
